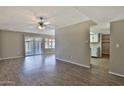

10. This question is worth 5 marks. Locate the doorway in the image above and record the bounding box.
[89,24,110,71]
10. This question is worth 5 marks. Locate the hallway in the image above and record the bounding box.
[0,54,124,86]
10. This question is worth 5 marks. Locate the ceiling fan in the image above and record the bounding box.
[27,13,55,30]
[38,17,52,30]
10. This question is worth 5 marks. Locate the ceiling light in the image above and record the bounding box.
[38,25,42,29]
[38,25,45,30]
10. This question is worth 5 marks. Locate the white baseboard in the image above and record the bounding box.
[109,71,124,78]
[56,58,90,68]
[0,56,24,61]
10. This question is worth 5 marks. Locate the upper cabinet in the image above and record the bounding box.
[90,32,100,43]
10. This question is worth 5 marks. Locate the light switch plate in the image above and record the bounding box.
[116,44,120,48]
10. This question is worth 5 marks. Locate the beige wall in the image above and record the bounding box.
[0,31,24,58]
[0,30,54,59]
[55,21,94,67]
[0,31,1,58]
[109,20,124,75]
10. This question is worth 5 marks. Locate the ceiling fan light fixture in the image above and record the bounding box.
[38,25,42,29]
[37,16,51,30]
[38,25,45,30]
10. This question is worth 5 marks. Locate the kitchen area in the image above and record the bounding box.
[90,32,102,58]
[90,23,110,68]
[90,23,110,58]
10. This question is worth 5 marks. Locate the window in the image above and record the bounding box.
[52,39,55,48]
[45,38,49,49]
[45,38,55,49]
[49,39,52,48]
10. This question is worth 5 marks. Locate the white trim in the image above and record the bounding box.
[56,58,90,68]
[109,71,124,78]
[0,56,24,60]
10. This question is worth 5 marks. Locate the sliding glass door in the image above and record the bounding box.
[25,37,43,56]
[25,37,34,56]
[34,38,42,55]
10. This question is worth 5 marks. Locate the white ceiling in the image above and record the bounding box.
[0,6,124,35]
[76,6,124,23]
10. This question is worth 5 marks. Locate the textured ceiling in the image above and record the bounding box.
[0,6,124,35]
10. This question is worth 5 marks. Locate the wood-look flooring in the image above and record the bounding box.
[0,54,124,86]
